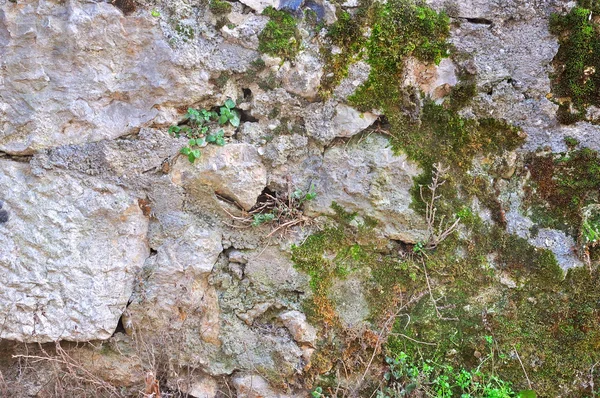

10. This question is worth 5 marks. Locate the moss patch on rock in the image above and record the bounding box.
[549,5,600,123]
[258,7,300,60]
[524,139,600,236]
[209,0,232,15]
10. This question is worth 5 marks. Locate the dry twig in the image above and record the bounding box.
[419,163,461,250]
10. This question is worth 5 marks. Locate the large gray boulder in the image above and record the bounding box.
[0,159,149,342]
[308,134,428,243]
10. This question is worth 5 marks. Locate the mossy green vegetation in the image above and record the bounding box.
[295,199,600,396]
[523,140,600,236]
[209,0,232,15]
[258,7,300,60]
[293,0,600,395]
[320,0,451,98]
[320,2,373,95]
[291,203,385,327]
[549,5,600,123]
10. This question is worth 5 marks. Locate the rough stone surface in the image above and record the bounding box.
[279,310,317,345]
[239,0,280,13]
[304,100,378,143]
[233,373,300,398]
[172,143,268,211]
[279,49,324,100]
[309,134,428,243]
[0,159,149,342]
[0,1,218,154]
[1,0,597,395]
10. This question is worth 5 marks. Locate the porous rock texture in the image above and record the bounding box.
[0,0,598,396]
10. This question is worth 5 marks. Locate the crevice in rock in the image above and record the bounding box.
[0,151,34,163]
[459,17,493,25]
[239,108,259,123]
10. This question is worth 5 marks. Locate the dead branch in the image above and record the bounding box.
[419,163,461,250]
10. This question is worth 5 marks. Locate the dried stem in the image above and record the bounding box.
[419,163,461,250]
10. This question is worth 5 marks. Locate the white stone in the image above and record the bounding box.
[173,144,268,211]
[0,2,217,154]
[0,160,149,342]
[332,104,379,138]
[238,0,280,13]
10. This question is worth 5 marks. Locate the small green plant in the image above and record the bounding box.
[292,183,317,204]
[151,9,160,17]
[311,387,325,398]
[377,351,535,398]
[252,213,276,227]
[169,99,239,163]
[218,98,241,127]
[413,241,425,254]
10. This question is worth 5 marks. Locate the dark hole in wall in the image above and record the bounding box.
[112,0,137,15]
[0,209,8,224]
[112,316,127,336]
[463,17,493,25]
[242,88,252,99]
[250,187,279,212]
[239,108,259,123]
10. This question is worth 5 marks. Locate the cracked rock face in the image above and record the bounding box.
[0,159,149,342]
[0,0,215,154]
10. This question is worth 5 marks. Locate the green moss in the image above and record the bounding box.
[549,5,600,123]
[209,0,232,15]
[348,0,450,108]
[448,81,477,110]
[381,212,600,396]
[258,7,300,60]
[524,145,600,235]
[319,2,373,95]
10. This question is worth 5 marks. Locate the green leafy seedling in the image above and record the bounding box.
[218,99,241,127]
[252,213,276,227]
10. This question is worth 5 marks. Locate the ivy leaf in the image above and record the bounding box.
[180,147,191,155]
[196,137,207,147]
[216,137,225,146]
[168,125,181,134]
[188,138,197,146]
[192,149,201,159]
[188,153,196,163]
[218,114,228,125]
[225,98,236,109]
[206,134,216,143]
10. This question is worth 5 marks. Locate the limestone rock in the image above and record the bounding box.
[0,159,149,342]
[127,216,223,344]
[279,311,317,345]
[0,1,214,154]
[305,101,378,143]
[332,104,379,138]
[233,373,299,398]
[221,14,269,50]
[308,134,428,243]
[280,50,324,100]
[244,246,310,291]
[173,143,267,211]
[238,0,280,13]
